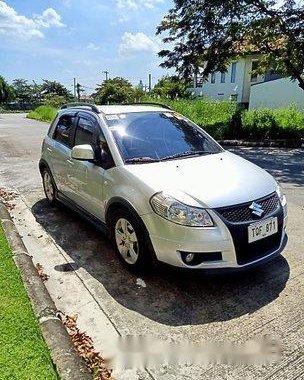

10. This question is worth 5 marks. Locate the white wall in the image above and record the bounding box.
[194,59,246,102]
[249,78,304,109]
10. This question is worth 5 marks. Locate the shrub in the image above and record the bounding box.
[145,97,241,139]
[242,109,277,139]
[273,107,304,139]
[27,105,57,122]
[242,107,304,139]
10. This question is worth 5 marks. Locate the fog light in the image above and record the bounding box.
[185,253,195,263]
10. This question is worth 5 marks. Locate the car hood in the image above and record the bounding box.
[124,151,277,208]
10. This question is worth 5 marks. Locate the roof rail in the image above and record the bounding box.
[122,102,173,110]
[60,103,100,114]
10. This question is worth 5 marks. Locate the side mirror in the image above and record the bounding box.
[71,144,95,161]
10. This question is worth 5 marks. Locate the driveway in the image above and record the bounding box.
[0,113,304,379]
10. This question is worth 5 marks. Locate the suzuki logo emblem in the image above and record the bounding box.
[249,202,264,217]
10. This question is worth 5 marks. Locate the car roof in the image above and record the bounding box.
[97,104,172,115]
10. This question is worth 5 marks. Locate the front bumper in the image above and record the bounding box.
[141,202,287,271]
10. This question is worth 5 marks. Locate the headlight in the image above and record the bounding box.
[276,184,286,206]
[150,192,214,227]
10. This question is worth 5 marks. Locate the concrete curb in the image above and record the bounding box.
[0,202,92,380]
[219,139,304,148]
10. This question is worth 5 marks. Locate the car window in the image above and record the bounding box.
[75,117,95,146]
[107,112,223,162]
[54,114,76,148]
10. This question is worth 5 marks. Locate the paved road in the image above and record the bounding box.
[1,113,304,379]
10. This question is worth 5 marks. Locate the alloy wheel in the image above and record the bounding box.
[115,218,139,265]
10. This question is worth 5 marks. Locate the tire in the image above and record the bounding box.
[110,209,154,272]
[42,167,57,206]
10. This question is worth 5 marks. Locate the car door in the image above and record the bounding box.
[66,113,111,220]
[48,112,77,195]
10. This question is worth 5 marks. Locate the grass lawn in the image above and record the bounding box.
[0,225,59,380]
[27,105,57,123]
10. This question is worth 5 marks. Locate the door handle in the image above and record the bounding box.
[67,159,74,166]
[47,147,52,152]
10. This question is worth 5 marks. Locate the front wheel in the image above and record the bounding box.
[111,209,154,272]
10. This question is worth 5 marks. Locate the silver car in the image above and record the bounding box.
[40,103,288,272]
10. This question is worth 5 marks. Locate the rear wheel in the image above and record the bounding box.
[42,168,57,205]
[111,209,154,272]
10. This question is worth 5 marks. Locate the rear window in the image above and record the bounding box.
[54,115,76,148]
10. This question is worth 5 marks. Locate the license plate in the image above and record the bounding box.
[248,217,278,243]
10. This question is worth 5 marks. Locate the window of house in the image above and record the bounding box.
[196,76,204,88]
[220,72,226,83]
[210,72,216,84]
[54,114,76,148]
[231,62,237,83]
[251,60,259,82]
[75,117,95,146]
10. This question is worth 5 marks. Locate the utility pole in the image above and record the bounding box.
[73,78,77,100]
[76,83,83,101]
[102,71,109,81]
[148,73,152,92]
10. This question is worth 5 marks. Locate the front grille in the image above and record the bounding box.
[223,207,284,265]
[215,193,280,224]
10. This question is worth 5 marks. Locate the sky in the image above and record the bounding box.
[0,0,172,94]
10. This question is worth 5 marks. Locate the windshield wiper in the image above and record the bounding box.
[124,157,160,164]
[160,150,215,161]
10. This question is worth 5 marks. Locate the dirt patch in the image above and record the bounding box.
[63,315,114,380]
[36,263,49,282]
[0,187,17,210]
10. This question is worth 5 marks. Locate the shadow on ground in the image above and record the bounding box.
[226,147,304,186]
[32,199,290,327]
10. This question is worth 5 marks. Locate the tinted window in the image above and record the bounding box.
[107,112,222,163]
[75,117,95,146]
[54,114,76,148]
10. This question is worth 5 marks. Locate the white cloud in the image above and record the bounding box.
[34,8,65,28]
[0,1,65,39]
[87,42,100,51]
[119,32,160,55]
[117,0,164,10]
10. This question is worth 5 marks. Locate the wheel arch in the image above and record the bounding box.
[105,197,158,265]
[39,159,50,174]
[39,159,58,192]
[106,197,144,232]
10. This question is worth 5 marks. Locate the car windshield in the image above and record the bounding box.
[106,111,223,163]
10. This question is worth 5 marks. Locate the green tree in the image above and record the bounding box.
[0,76,15,104]
[152,75,190,99]
[133,85,146,102]
[12,79,33,103]
[157,0,304,90]
[94,77,134,104]
[41,80,72,98]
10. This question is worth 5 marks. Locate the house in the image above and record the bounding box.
[193,55,284,108]
[249,77,304,109]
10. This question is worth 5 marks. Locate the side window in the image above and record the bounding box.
[75,117,95,146]
[98,130,115,169]
[54,114,76,148]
